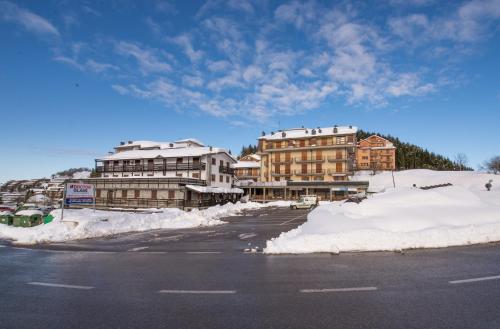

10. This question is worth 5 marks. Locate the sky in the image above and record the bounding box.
[0,0,499,182]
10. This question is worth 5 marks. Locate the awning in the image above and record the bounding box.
[331,187,359,192]
[186,185,244,194]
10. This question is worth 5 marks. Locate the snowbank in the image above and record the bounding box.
[0,201,277,245]
[266,170,500,254]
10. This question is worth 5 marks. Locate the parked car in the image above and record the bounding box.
[290,195,318,210]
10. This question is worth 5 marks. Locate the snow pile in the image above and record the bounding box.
[72,171,92,179]
[0,201,283,245]
[266,170,500,254]
[26,194,50,203]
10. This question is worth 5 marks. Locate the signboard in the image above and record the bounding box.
[65,183,95,205]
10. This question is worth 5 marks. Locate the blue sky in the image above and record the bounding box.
[1,0,499,182]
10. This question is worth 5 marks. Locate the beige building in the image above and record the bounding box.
[236,126,368,201]
[258,126,357,182]
[357,135,396,171]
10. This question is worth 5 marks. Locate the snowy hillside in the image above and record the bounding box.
[265,170,500,254]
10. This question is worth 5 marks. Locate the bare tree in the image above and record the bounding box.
[483,156,500,174]
[454,153,468,171]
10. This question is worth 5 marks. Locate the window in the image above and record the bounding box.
[220,160,224,167]
[310,138,316,145]
[122,190,127,198]
[135,190,140,198]
[193,157,200,163]
[168,190,175,199]
[192,173,199,178]
[176,173,183,177]
[226,161,230,167]
[226,176,230,183]
[212,158,216,165]
[362,156,369,160]
[336,137,346,144]
[321,138,327,146]
[151,190,157,199]
[316,163,322,173]
[211,174,216,181]
[177,157,183,164]
[219,175,223,182]
[336,163,343,172]
[275,164,280,174]
[96,190,101,198]
[299,140,305,147]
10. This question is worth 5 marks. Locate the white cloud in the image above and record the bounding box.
[243,65,263,81]
[170,34,204,62]
[206,60,232,72]
[227,0,254,13]
[115,41,171,74]
[274,0,316,30]
[182,75,204,87]
[0,1,59,37]
[85,59,119,73]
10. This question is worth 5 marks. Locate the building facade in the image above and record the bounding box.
[258,126,357,182]
[80,139,242,209]
[235,126,369,201]
[357,135,396,171]
[234,154,260,182]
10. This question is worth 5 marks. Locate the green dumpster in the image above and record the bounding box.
[0,214,14,226]
[43,214,54,224]
[13,210,44,228]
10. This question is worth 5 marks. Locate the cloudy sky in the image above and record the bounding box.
[1,0,499,181]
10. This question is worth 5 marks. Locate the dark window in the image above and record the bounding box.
[211,174,215,181]
[168,190,175,199]
[212,158,216,165]
[226,176,229,183]
[151,190,157,199]
[134,190,140,198]
[220,160,224,167]
[219,175,223,182]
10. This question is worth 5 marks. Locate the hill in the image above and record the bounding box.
[357,130,473,171]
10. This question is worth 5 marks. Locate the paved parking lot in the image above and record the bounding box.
[25,206,311,253]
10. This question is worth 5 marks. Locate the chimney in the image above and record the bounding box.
[262,131,265,136]
[120,141,125,146]
[209,146,213,151]
[282,132,286,137]
[128,140,133,144]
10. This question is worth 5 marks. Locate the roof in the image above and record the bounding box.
[98,146,237,162]
[233,161,261,169]
[115,139,205,151]
[240,154,261,161]
[359,135,394,147]
[259,126,357,140]
[186,185,243,194]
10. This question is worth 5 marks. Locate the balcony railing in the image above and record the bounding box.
[271,159,293,164]
[294,157,325,164]
[327,156,348,162]
[236,175,260,180]
[294,170,325,176]
[97,163,206,173]
[271,172,292,177]
[219,166,235,175]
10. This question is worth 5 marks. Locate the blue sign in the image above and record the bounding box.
[65,197,94,205]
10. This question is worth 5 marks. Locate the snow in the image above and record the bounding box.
[16,210,43,216]
[185,185,243,194]
[26,194,50,203]
[259,126,357,140]
[0,201,288,245]
[265,170,500,254]
[233,161,260,169]
[72,171,91,179]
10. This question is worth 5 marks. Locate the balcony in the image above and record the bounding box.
[327,156,349,163]
[294,157,325,164]
[236,175,260,180]
[219,165,235,175]
[97,162,206,173]
[294,170,325,176]
[271,172,292,177]
[271,159,293,164]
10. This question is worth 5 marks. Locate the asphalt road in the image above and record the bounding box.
[2,206,500,329]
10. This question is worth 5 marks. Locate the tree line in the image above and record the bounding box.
[357,130,473,171]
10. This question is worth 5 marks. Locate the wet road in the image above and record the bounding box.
[2,207,500,328]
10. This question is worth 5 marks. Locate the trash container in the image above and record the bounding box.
[13,210,44,227]
[0,214,14,226]
[43,214,54,224]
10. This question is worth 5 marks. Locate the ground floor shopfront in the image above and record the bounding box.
[67,178,243,210]
[239,180,369,202]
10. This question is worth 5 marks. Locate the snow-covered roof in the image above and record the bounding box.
[259,126,357,140]
[115,139,205,151]
[233,161,261,169]
[240,154,261,161]
[16,209,43,216]
[186,185,244,194]
[98,146,236,162]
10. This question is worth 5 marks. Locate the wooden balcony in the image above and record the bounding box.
[294,157,325,164]
[293,170,325,176]
[271,159,293,164]
[271,172,292,177]
[97,163,206,173]
[218,166,235,174]
[327,156,349,163]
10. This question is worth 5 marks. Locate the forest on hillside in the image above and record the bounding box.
[356,130,473,171]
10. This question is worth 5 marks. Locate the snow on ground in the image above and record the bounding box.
[0,201,285,245]
[265,170,500,254]
[72,171,92,179]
